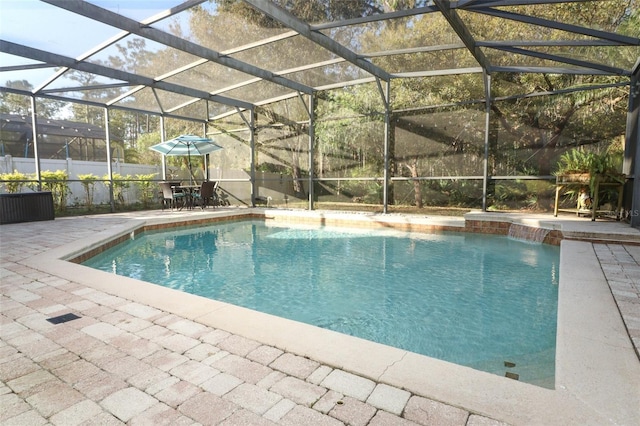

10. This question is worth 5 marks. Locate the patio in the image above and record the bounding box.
[1,208,638,425]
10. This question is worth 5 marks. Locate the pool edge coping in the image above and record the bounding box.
[24,209,640,425]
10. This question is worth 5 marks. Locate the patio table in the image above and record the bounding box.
[176,185,200,210]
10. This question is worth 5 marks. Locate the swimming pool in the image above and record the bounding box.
[83,219,559,387]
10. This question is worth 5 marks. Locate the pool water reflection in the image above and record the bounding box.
[83,220,560,387]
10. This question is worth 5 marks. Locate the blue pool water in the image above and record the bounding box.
[83,220,559,387]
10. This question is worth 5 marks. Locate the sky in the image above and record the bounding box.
[0,0,196,88]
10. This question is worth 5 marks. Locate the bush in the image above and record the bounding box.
[0,170,30,193]
[135,173,158,208]
[78,173,99,210]
[38,170,69,211]
[103,173,131,207]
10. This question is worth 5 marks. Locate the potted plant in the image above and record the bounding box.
[554,147,624,218]
[555,148,623,189]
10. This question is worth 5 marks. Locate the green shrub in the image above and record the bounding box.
[556,147,624,196]
[78,173,99,210]
[0,170,30,193]
[102,173,131,207]
[134,173,158,208]
[39,170,69,211]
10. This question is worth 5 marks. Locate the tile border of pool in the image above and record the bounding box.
[24,209,640,425]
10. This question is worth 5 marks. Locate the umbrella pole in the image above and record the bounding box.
[188,150,193,186]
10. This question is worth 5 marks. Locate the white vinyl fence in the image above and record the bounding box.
[0,155,161,207]
[1,156,309,209]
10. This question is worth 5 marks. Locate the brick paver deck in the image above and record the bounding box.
[1,210,638,425]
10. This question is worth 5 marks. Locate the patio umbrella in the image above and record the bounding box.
[149,135,222,184]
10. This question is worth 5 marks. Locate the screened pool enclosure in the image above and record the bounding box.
[1,1,639,223]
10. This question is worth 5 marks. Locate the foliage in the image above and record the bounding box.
[37,170,69,211]
[0,170,30,193]
[426,179,483,208]
[102,173,131,207]
[255,163,289,173]
[341,180,383,205]
[315,90,385,180]
[0,80,64,117]
[555,145,623,176]
[134,173,159,208]
[134,132,165,165]
[4,0,636,213]
[77,174,99,210]
[555,144,624,200]
[358,0,632,181]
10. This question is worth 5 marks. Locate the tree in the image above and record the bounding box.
[0,80,63,117]
[343,0,638,207]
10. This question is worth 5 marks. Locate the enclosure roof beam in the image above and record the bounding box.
[392,67,484,79]
[477,39,632,47]
[491,45,631,76]
[313,78,378,93]
[141,0,208,24]
[40,83,132,94]
[0,40,254,110]
[0,86,105,109]
[472,7,640,46]
[492,80,630,102]
[41,0,314,96]
[209,78,262,97]
[308,1,589,30]
[0,86,208,123]
[166,98,200,114]
[491,66,620,75]
[107,86,146,107]
[311,5,440,30]
[462,0,605,9]
[0,64,52,72]
[434,0,493,72]
[32,1,207,95]
[220,31,299,56]
[242,0,391,82]
[363,44,466,58]
[32,31,130,94]
[210,59,345,99]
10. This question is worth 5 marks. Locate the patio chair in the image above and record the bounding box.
[160,182,186,211]
[192,181,217,209]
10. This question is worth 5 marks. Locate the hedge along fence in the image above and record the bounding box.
[77,172,159,210]
[0,170,160,211]
[135,173,159,208]
[40,170,70,211]
[0,170,69,211]
[104,173,131,207]
[0,170,29,194]
[0,156,162,208]
[78,173,100,211]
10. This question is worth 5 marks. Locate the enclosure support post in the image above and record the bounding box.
[30,96,42,191]
[626,70,640,227]
[233,107,256,206]
[482,72,492,212]
[203,122,209,182]
[104,107,115,213]
[250,107,257,206]
[308,93,315,210]
[376,78,391,214]
[160,116,167,181]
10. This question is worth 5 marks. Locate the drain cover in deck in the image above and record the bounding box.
[505,372,520,380]
[46,313,81,324]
